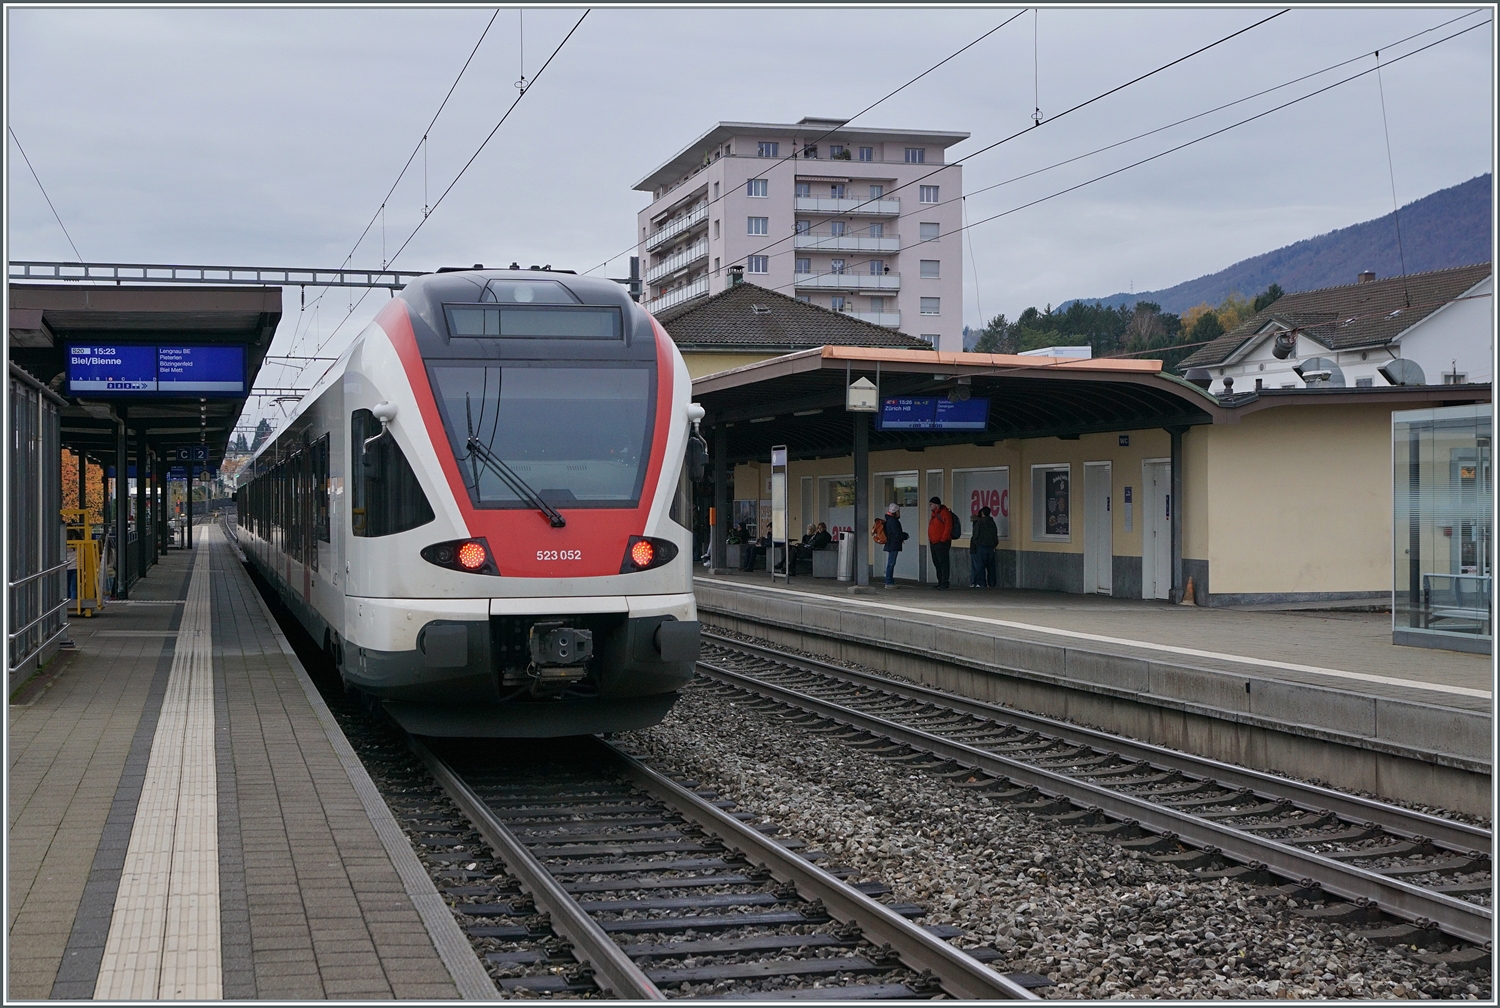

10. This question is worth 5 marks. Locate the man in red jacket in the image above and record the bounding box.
[928,496,957,590]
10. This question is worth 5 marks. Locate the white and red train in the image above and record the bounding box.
[235,266,704,736]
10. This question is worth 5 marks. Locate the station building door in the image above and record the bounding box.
[879,472,920,582]
[1084,462,1112,594]
[1142,459,1172,599]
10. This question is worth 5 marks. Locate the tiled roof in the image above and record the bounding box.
[1177,262,1492,369]
[650,280,934,350]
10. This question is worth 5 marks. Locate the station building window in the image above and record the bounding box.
[953,467,1009,539]
[1031,464,1071,541]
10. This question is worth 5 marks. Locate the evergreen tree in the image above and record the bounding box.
[1252,283,1285,313]
[251,418,272,452]
[972,313,1014,354]
[1188,311,1225,342]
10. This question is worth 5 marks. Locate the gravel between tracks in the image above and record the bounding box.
[622,683,1493,1000]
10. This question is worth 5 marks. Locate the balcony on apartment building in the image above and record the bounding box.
[793,230,900,253]
[794,270,901,291]
[840,310,901,328]
[643,275,709,314]
[644,204,709,251]
[793,195,900,216]
[645,239,709,285]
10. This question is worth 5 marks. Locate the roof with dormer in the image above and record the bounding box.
[650,280,935,352]
[1177,262,1492,369]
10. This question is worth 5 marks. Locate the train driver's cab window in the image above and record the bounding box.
[351,409,434,537]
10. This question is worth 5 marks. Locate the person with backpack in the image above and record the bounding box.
[928,496,959,590]
[969,505,999,588]
[875,503,907,588]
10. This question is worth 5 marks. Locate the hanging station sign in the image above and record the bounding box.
[876,396,990,431]
[66,344,247,396]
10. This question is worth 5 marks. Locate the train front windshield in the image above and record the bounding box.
[427,364,655,508]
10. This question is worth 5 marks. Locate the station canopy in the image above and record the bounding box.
[8,284,281,467]
[692,346,1225,464]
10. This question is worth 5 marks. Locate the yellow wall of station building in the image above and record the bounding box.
[727,402,1399,602]
[681,352,784,380]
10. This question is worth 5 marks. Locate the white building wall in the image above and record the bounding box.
[636,123,966,351]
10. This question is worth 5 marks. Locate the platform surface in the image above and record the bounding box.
[8,526,489,1000]
[697,572,1493,714]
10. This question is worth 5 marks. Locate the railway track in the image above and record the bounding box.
[410,735,1037,999]
[697,632,1492,953]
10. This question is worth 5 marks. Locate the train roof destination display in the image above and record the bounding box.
[877,396,990,431]
[66,344,246,396]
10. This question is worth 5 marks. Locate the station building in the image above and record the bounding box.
[696,345,1491,610]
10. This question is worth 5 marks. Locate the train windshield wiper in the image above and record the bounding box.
[464,435,567,528]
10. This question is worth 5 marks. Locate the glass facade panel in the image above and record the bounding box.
[1392,403,1492,652]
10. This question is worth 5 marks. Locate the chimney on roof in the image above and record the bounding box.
[727,265,744,287]
[1358,271,1376,283]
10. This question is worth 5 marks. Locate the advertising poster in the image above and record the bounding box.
[1045,469,1070,536]
[954,469,1009,539]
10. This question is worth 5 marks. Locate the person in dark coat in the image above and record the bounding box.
[879,503,907,588]
[969,505,999,587]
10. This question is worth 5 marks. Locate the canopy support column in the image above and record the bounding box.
[1168,426,1185,604]
[853,410,870,588]
[711,424,728,571]
[115,412,129,598]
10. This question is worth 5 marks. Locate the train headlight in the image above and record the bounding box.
[620,535,678,573]
[421,537,499,575]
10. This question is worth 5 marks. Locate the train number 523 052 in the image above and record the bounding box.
[536,550,583,561]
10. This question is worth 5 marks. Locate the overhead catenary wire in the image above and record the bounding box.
[763,17,1489,298]
[9,126,85,263]
[581,10,1027,277]
[715,9,1290,287]
[774,8,1486,265]
[1373,49,1412,307]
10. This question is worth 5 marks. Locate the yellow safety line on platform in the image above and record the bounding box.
[696,578,1492,701]
[95,544,221,1000]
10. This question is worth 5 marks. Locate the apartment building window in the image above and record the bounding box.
[920,222,940,241]
[713,219,720,239]
[830,221,846,236]
[919,185,939,203]
[920,259,940,279]
[795,220,810,234]
[747,216,768,235]
[747,255,768,274]
[920,335,939,347]
[714,257,720,273]
[713,181,720,199]
[869,259,885,275]
[858,146,874,161]
[1355,377,1374,388]
[795,182,811,198]
[869,185,883,198]
[795,258,811,274]
[830,259,846,274]
[747,178,767,197]
[830,183,847,198]
[869,297,886,311]
[797,295,811,303]
[802,144,818,159]
[920,297,941,315]
[757,141,779,158]
[904,147,926,163]
[829,144,846,158]
[869,223,884,238]
[830,296,846,311]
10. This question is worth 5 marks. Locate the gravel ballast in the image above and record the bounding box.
[622,682,1492,1000]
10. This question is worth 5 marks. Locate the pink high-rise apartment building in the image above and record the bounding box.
[633,117,969,351]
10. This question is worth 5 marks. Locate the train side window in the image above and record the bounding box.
[314,434,331,543]
[351,409,434,537]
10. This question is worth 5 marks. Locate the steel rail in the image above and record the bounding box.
[410,739,667,1000]
[697,659,1493,946]
[594,736,1039,1000]
[704,632,1491,856]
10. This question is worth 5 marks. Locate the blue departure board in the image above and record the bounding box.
[877,396,989,431]
[66,344,246,397]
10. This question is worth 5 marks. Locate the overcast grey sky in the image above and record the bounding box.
[6,5,1493,436]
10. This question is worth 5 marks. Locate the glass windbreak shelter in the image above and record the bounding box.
[1393,403,1492,654]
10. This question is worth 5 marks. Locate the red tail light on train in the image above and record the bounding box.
[421,537,499,575]
[621,536,678,573]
